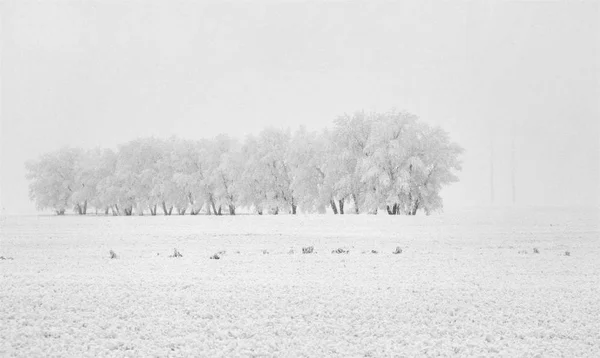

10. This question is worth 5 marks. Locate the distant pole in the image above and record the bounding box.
[511,121,516,205]
[490,134,494,205]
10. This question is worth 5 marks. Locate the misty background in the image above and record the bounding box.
[1,1,598,214]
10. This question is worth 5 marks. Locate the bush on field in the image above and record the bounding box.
[302,246,314,254]
[170,248,183,258]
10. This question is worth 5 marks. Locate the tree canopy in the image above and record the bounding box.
[25,110,463,215]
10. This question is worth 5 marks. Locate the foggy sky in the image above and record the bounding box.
[1,1,598,214]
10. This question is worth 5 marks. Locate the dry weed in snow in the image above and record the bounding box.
[170,248,183,258]
[302,246,314,254]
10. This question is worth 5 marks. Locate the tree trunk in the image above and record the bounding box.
[257,208,263,215]
[83,200,88,215]
[229,205,236,215]
[162,201,169,215]
[75,204,82,215]
[338,199,344,215]
[210,200,218,216]
[411,200,419,216]
[217,206,222,215]
[393,203,399,215]
[352,194,359,214]
[330,200,338,214]
[114,204,121,216]
[386,205,393,215]
[291,203,297,215]
[272,207,279,215]
[56,209,65,215]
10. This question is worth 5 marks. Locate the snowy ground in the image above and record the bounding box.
[1,207,599,357]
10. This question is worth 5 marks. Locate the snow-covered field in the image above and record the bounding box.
[1,208,599,357]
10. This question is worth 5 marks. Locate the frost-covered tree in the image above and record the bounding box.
[397,122,463,215]
[25,147,81,215]
[287,127,328,213]
[360,110,418,214]
[207,135,243,215]
[170,138,205,215]
[93,149,119,215]
[325,111,373,214]
[239,135,269,214]
[240,128,296,214]
[70,147,112,215]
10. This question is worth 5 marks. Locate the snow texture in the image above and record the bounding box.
[1,208,599,357]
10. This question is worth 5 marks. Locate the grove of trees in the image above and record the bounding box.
[25,110,463,216]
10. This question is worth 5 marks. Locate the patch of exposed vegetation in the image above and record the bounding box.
[302,246,314,254]
[170,248,183,258]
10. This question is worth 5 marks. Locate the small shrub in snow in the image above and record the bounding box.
[533,248,539,254]
[332,248,349,254]
[170,248,183,258]
[302,246,314,254]
[262,249,269,255]
[217,250,226,255]
[0,256,14,260]
[109,250,118,259]
[518,250,528,254]
[371,250,378,254]
[210,253,220,260]
[393,247,402,254]
[565,251,570,256]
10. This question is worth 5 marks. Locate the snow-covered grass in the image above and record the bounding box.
[1,207,599,357]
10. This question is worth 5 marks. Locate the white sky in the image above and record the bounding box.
[1,1,599,213]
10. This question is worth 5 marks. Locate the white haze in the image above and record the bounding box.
[1,1,598,214]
